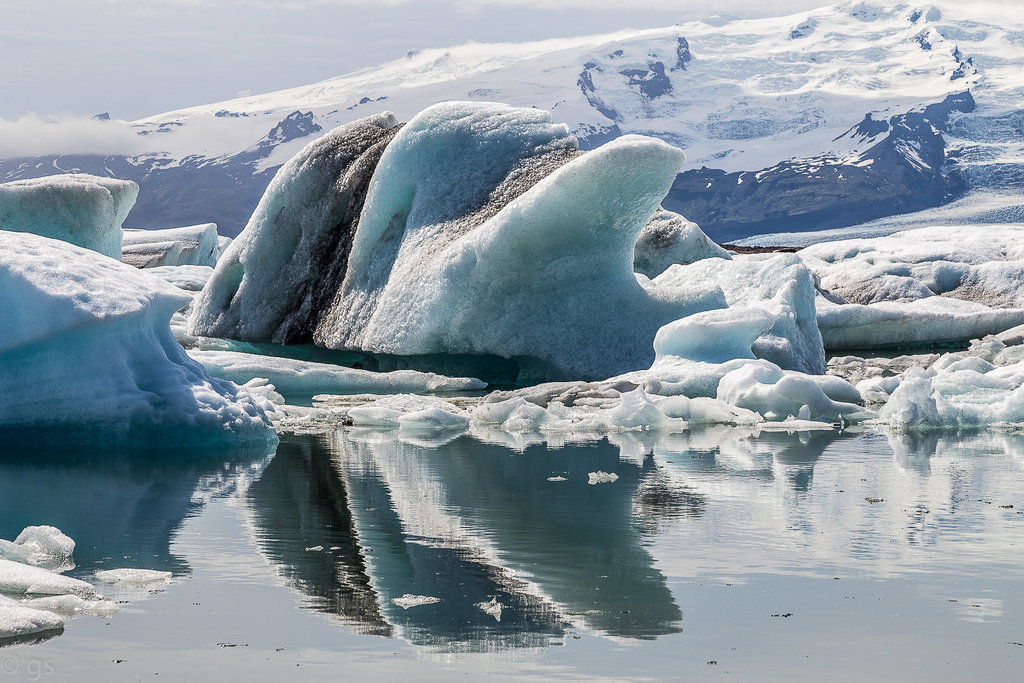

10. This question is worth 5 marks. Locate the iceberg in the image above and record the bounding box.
[0,559,94,597]
[0,231,275,445]
[190,113,401,344]
[0,526,75,572]
[0,174,137,258]
[653,253,826,373]
[316,102,717,379]
[802,225,1024,349]
[0,595,64,641]
[191,102,727,380]
[121,223,220,268]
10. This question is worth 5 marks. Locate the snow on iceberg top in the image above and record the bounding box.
[0,231,189,354]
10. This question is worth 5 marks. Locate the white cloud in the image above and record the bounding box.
[0,114,147,158]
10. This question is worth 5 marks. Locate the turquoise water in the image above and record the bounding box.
[2,427,1024,680]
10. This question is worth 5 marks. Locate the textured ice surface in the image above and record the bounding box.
[802,225,1024,307]
[0,232,276,443]
[121,224,219,268]
[190,113,401,344]
[633,210,730,278]
[587,471,619,484]
[817,296,1024,350]
[317,102,716,379]
[802,226,1024,349]
[189,349,485,397]
[94,569,172,587]
[0,595,64,640]
[653,253,825,373]
[145,265,215,293]
[0,174,137,258]
[0,526,75,572]
[0,559,94,597]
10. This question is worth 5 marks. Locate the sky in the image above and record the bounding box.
[0,0,841,121]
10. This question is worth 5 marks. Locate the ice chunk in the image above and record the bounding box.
[653,306,773,364]
[588,471,620,484]
[0,559,94,597]
[0,173,137,258]
[94,568,172,587]
[318,102,716,379]
[0,232,276,445]
[603,388,681,431]
[0,526,75,571]
[121,223,220,268]
[187,349,485,397]
[633,209,730,278]
[397,407,470,433]
[654,252,825,373]
[475,597,503,621]
[391,594,442,609]
[348,394,466,429]
[20,595,120,618]
[0,595,64,640]
[190,113,401,345]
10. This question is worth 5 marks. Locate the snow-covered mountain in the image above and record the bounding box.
[2,1,1022,240]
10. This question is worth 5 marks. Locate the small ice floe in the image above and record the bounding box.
[0,526,76,572]
[547,476,568,482]
[391,594,442,610]
[0,595,64,640]
[476,597,503,622]
[94,569,172,587]
[588,471,620,485]
[0,559,94,597]
[20,595,120,618]
[305,546,324,552]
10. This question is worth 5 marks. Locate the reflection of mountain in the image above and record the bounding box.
[0,443,271,574]
[245,434,389,636]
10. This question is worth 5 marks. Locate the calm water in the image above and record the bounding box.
[2,426,1024,680]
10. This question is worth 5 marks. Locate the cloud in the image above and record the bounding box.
[0,114,147,159]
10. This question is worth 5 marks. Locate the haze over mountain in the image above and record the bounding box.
[2,1,1022,241]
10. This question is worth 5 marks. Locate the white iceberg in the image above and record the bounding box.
[0,174,138,258]
[187,349,485,397]
[94,568,172,587]
[121,223,220,268]
[0,559,94,597]
[0,595,64,640]
[0,231,276,445]
[0,526,75,572]
[653,252,826,373]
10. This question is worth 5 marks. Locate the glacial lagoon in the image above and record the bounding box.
[2,427,1023,680]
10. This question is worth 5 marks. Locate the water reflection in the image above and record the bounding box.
[0,443,271,574]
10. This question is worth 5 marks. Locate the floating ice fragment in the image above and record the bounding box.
[304,546,324,552]
[391,594,442,609]
[0,595,64,640]
[475,597,503,621]
[0,559,94,597]
[547,476,568,482]
[588,471,620,484]
[94,569,172,587]
[0,526,75,572]
[20,595,120,618]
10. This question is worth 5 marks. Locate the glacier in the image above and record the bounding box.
[0,174,137,258]
[0,231,276,445]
